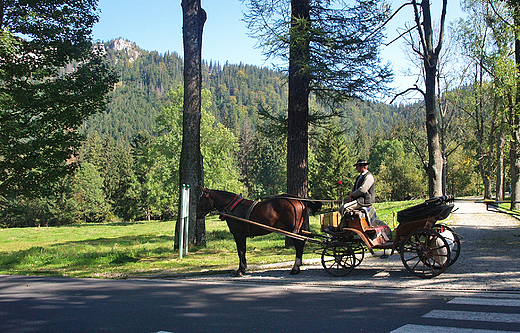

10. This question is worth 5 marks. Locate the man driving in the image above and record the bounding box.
[339,158,375,217]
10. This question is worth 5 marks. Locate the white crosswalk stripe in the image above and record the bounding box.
[423,309,520,323]
[448,297,520,307]
[391,324,519,333]
[390,296,520,333]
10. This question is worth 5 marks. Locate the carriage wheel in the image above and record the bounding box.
[400,228,451,278]
[432,225,460,267]
[321,241,356,277]
[348,238,365,267]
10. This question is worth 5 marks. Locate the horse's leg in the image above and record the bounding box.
[290,239,305,275]
[232,233,247,277]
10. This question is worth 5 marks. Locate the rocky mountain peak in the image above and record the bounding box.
[105,38,141,62]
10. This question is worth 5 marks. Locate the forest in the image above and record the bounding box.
[1,38,483,227]
[2,0,514,227]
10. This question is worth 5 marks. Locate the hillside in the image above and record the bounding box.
[84,38,417,141]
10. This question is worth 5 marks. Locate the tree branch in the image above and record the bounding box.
[366,2,413,43]
[384,25,416,47]
[411,0,428,58]
[390,85,425,104]
[434,0,448,56]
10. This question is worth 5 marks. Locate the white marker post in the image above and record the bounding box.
[179,184,190,259]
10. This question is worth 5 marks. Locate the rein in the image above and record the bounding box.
[259,195,341,204]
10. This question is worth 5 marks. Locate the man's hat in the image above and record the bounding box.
[353,159,370,166]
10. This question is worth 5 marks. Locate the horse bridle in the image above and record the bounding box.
[199,190,217,216]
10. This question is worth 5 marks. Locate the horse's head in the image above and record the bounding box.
[196,187,215,219]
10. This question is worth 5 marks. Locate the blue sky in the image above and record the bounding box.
[92,1,267,66]
[92,0,466,100]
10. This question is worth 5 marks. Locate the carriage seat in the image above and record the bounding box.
[397,196,455,224]
[343,205,376,227]
[324,206,392,243]
[333,205,375,232]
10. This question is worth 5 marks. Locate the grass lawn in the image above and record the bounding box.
[498,200,520,216]
[0,200,423,279]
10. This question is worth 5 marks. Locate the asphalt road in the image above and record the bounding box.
[1,199,519,333]
[2,274,520,333]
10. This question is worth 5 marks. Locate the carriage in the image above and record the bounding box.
[197,189,461,279]
[312,195,460,278]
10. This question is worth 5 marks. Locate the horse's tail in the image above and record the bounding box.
[305,200,322,215]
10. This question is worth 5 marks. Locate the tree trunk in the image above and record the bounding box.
[471,54,491,200]
[512,5,520,210]
[179,0,206,246]
[496,132,505,201]
[511,110,520,209]
[425,66,443,198]
[478,148,491,200]
[287,0,310,200]
[286,0,310,246]
[497,97,511,201]
[416,0,445,198]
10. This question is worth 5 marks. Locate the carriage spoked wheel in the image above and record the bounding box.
[400,228,451,278]
[321,240,356,277]
[348,237,365,267]
[431,224,460,267]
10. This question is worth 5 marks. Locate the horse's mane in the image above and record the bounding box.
[210,189,239,197]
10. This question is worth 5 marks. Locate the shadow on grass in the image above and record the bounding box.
[207,229,235,241]
[495,207,520,221]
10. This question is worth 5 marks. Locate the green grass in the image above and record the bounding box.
[0,200,422,278]
[498,201,520,217]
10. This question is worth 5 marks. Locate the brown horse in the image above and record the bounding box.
[196,188,322,277]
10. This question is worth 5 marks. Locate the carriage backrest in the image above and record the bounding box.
[362,206,377,227]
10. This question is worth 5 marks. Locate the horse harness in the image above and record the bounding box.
[217,193,259,237]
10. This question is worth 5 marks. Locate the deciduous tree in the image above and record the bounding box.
[505,0,520,209]
[412,0,447,197]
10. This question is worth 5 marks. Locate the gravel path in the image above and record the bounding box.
[180,198,520,292]
[442,198,520,291]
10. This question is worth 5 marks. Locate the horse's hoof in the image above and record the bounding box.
[290,268,301,275]
[233,270,245,277]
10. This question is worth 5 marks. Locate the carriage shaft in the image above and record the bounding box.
[218,212,322,244]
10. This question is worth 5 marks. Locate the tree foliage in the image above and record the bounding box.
[371,139,427,201]
[0,0,117,200]
[152,86,243,218]
[245,0,392,206]
[73,162,111,223]
[244,0,392,103]
[309,127,355,200]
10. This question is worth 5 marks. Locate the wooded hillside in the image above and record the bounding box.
[84,39,407,142]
